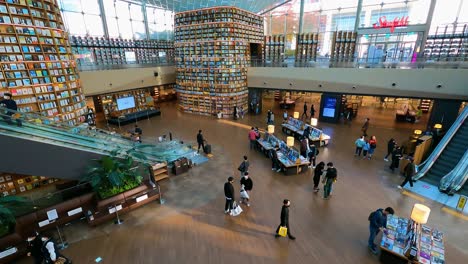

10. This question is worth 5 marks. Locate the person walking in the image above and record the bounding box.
[310,104,316,118]
[323,162,337,199]
[248,127,258,150]
[302,102,308,118]
[196,130,206,153]
[233,105,238,120]
[368,136,377,160]
[240,172,253,206]
[270,111,275,124]
[40,233,71,264]
[283,110,288,121]
[308,144,319,168]
[384,138,396,161]
[398,158,416,189]
[224,177,235,214]
[0,92,22,126]
[237,155,250,176]
[274,199,296,240]
[313,162,325,192]
[354,136,366,157]
[26,231,43,264]
[362,139,370,159]
[300,136,309,158]
[389,146,403,172]
[267,110,272,124]
[269,144,282,172]
[240,106,245,119]
[368,207,395,254]
[362,118,370,137]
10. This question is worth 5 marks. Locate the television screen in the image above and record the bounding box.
[117,96,135,110]
[323,97,337,118]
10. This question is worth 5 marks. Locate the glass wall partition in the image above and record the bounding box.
[59,0,104,36]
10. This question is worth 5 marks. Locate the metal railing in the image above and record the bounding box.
[77,62,175,72]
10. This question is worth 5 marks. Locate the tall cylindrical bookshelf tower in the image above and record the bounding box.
[0,0,86,125]
[174,7,263,117]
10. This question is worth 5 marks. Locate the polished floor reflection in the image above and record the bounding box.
[16,100,468,264]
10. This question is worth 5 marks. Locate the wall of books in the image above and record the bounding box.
[424,24,468,62]
[174,7,263,117]
[0,0,86,125]
[69,36,175,67]
[295,33,319,65]
[0,172,58,197]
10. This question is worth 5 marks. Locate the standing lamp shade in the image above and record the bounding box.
[311,118,318,127]
[286,136,294,147]
[414,129,422,135]
[434,124,442,129]
[293,112,299,119]
[410,204,431,224]
[267,125,275,134]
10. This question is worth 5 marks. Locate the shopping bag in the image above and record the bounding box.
[230,202,243,216]
[240,188,250,199]
[278,226,288,237]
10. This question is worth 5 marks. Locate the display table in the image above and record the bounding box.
[281,117,331,147]
[279,100,296,109]
[108,109,161,126]
[379,215,445,264]
[256,138,275,156]
[277,152,310,175]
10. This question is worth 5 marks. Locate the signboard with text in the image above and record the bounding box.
[373,16,409,33]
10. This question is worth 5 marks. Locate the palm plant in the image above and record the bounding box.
[0,196,30,237]
[84,149,149,199]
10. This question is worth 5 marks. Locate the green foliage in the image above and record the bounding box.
[84,150,147,199]
[0,196,30,238]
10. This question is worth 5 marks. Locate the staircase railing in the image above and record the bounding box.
[439,150,468,194]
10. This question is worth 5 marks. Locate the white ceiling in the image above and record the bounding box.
[139,0,285,13]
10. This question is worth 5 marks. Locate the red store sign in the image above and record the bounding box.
[373,16,409,33]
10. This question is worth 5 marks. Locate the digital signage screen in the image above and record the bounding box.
[322,97,337,118]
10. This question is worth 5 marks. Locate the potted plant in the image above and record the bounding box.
[84,150,149,200]
[0,196,30,238]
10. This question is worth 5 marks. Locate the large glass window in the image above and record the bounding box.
[430,0,467,34]
[59,0,104,36]
[147,6,174,40]
[360,0,430,28]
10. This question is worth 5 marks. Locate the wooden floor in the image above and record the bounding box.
[15,100,468,264]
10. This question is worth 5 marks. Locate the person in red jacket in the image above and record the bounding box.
[248,127,258,150]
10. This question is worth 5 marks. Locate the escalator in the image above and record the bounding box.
[0,107,197,180]
[415,106,468,193]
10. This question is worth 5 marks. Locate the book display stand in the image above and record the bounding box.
[295,33,319,66]
[0,0,86,125]
[263,35,285,65]
[174,6,263,117]
[330,31,357,63]
[424,24,467,62]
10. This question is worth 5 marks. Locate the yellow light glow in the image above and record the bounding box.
[414,129,422,135]
[311,118,318,127]
[293,112,299,119]
[411,204,431,224]
[267,125,275,134]
[286,136,294,147]
[434,124,442,129]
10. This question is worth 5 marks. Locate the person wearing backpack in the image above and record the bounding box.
[368,207,395,254]
[322,162,337,199]
[238,155,250,176]
[368,136,377,160]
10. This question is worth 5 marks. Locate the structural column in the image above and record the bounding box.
[97,0,110,37]
[354,0,364,32]
[418,0,437,59]
[298,0,305,34]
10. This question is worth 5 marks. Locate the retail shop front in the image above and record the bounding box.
[356,19,427,64]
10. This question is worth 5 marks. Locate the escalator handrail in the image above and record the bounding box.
[414,106,468,180]
[0,106,136,146]
[439,150,468,194]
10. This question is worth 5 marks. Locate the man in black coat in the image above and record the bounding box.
[224,176,235,214]
[240,172,253,206]
[0,92,22,126]
[275,199,296,240]
[197,130,205,153]
[384,138,396,161]
[26,231,43,264]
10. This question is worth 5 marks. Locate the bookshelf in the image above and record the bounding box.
[419,99,431,113]
[295,33,318,65]
[174,6,263,117]
[0,0,86,125]
[0,172,58,197]
[263,35,285,64]
[330,31,357,62]
[69,36,175,67]
[424,24,468,62]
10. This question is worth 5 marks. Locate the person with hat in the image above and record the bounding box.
[398,157,416,189]
[0,92,22,126]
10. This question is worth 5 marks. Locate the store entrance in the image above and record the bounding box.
[357,32,423,64]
